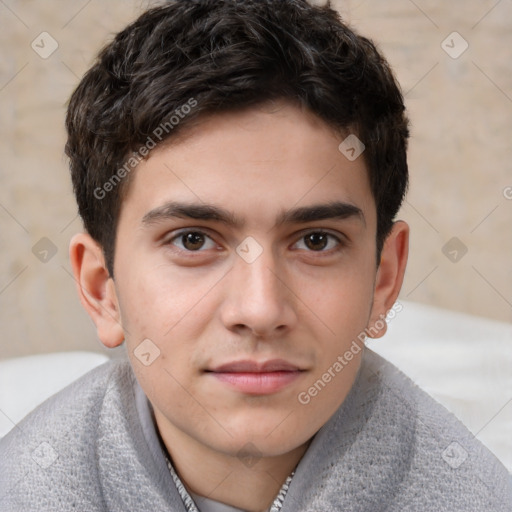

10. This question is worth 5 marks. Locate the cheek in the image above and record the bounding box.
[292,274,372,428]
[116,264,225,395]
[294,260,375,338]
[116,262,222,340]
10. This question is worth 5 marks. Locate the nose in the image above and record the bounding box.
[219,249,298,338]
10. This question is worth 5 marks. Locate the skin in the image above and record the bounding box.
[70,101,408,512]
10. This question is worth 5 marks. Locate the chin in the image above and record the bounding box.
[210,417,315,459]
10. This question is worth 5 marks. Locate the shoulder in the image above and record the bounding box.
[0,358,134,511]
[287,348,512,512]
[362,348,512,510]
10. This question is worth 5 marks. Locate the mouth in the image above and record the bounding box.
[205,359,305,395]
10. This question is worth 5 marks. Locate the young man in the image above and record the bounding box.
[1,1,510,510]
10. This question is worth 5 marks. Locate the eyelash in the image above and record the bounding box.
[166,230,219,252]
[291,230,342,252]
[165,229,344,254]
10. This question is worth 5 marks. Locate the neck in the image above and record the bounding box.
[154,409,310,512]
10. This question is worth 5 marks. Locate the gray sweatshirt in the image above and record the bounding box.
[1,348,511,511]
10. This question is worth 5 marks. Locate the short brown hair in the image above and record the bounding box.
[65,0,409,276]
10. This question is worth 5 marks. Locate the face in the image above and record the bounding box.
[78,102,406,462]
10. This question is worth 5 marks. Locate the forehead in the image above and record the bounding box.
[119,102,376,230]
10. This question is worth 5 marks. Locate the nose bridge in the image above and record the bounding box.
[222,245,295,335]
[236,247,282,306]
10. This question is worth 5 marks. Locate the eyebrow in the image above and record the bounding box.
[276,202,365,227]
[141,200,365,228]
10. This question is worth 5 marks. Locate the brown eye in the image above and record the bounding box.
[292,231,341,252]
[304,232,329,251]
[182,232,206,250]
[169,231,216,251]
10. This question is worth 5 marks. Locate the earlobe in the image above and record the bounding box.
[69,233,125,348]
[366,221,409,339]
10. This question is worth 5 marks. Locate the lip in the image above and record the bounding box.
[210,359,301,373]
[206,359,304,395]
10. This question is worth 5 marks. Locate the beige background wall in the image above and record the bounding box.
[0,0,511,359]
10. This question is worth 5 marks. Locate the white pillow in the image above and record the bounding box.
[368,300,512,473]
[0,351,109,438]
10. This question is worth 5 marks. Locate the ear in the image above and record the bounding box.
[69,232,125,348]
[366,221,409,339]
